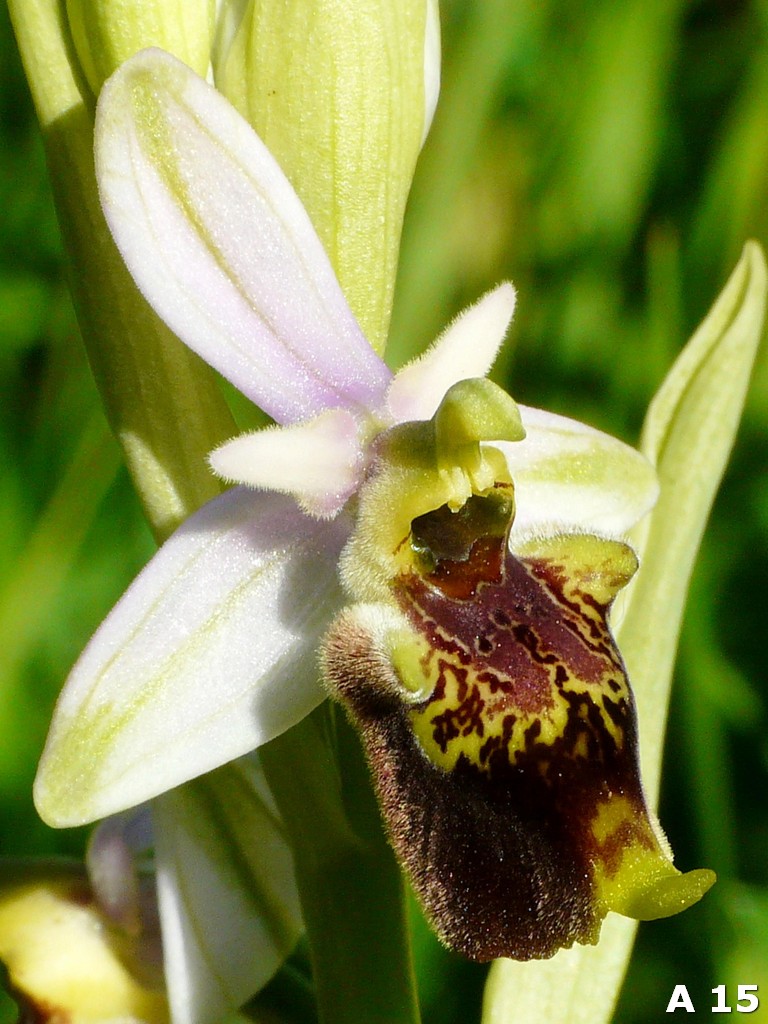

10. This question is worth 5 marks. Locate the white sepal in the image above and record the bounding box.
[34,488,348,826]
[421,0,441,144]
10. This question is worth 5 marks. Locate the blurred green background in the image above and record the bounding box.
[1,0,766,1022]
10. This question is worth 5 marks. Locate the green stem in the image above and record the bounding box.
[261,709,421,1024]
[8,0,237,540]
[243,961,318,1024]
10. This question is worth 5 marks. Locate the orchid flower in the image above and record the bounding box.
[1,753,303,1024]
[30,48,715,973]
[0,854,168,1023]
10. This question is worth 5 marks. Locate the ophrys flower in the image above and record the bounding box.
[33,48,713,961]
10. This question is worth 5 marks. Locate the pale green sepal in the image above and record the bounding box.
[498,405,659,541]
[66,0,215,95]
[154,757,302,1024]
[214,0,429,352]
[618,241,767,801]
[483,915,637,1024]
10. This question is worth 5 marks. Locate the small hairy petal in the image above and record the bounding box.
[210,408,366,518]
[154,757,302,1024]
[35,489,348,826]
[499,405,659,540]
[95,48,391,425]
[386,283,516,423]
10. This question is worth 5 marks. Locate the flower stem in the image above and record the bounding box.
[261,707,421,1024]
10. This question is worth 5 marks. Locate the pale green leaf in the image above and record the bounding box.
[619,240,767,799]
[483,915,637,1024]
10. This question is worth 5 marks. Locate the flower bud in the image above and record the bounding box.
[214,0,439,352]
[66,0,215,94]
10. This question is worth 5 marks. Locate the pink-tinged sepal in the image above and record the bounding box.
[95,49,391,426]
[324,494,714,960]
